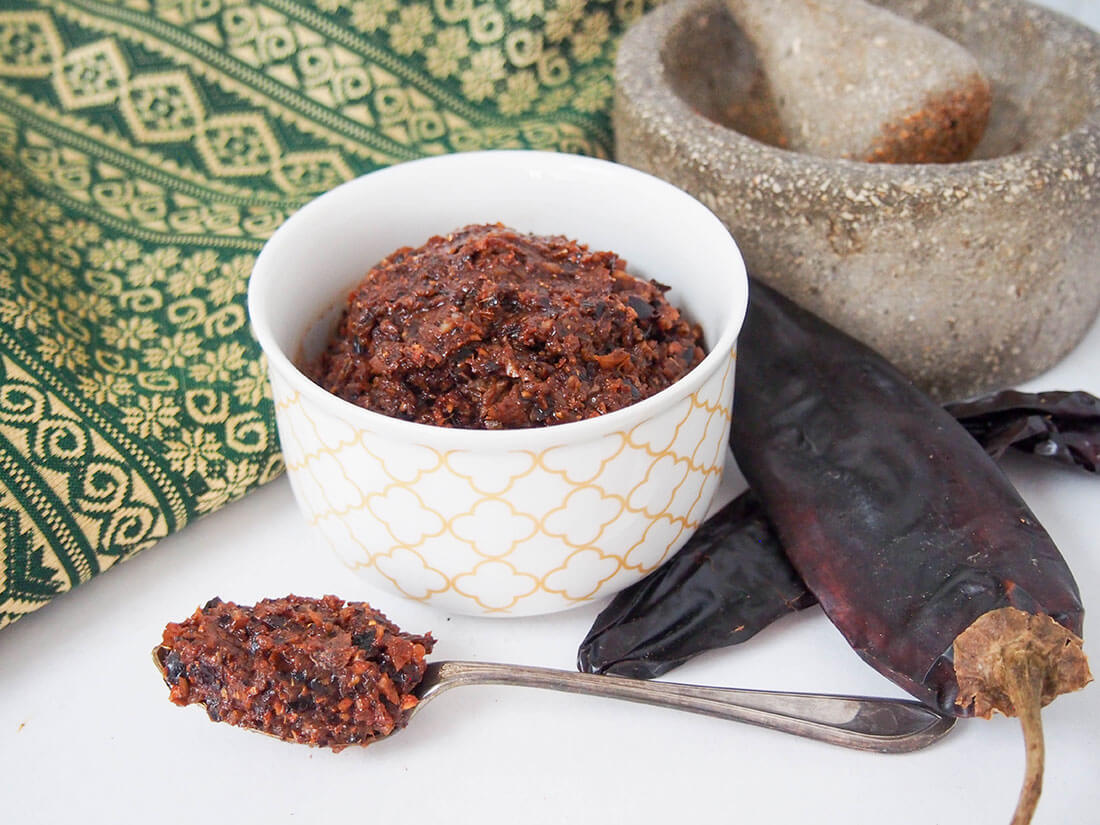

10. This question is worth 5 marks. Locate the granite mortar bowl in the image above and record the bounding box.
[615,0,1100,401]
[248,151,747,617]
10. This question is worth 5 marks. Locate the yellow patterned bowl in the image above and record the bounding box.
[248,150,747,616]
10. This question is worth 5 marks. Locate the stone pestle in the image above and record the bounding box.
[723,0,992,163]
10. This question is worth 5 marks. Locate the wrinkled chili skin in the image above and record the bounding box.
[575,332,1096,681]
[577,490,814,678]
[158,594,434,749]
[310,224,705,429]
[947,389,1100,474]
[730,279,1083,716]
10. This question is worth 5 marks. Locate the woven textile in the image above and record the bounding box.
[0,0,656,630]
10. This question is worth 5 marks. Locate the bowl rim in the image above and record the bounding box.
[248,149,747,451]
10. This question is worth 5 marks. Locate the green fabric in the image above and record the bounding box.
[0,0,657,630]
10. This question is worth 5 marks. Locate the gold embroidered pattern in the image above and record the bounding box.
[0,0,656,629]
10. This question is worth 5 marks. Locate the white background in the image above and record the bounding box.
[1035,0,1098,29]
[2,2,1098,822]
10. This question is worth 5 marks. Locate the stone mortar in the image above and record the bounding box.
[614,0,1100,400]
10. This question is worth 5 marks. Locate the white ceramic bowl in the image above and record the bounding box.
[248,151,747,616]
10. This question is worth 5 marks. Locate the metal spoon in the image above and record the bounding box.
[153,648,954,753]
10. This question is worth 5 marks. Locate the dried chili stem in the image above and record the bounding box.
[1005,650,1044,825]
[954,607,1092,825]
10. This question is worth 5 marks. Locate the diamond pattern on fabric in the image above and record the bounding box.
[0,0,659,629]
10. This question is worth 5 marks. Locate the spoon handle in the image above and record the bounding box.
[419,661,955,753]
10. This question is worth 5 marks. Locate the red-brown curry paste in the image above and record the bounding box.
[158,595,434,750]
[310,224,705,428]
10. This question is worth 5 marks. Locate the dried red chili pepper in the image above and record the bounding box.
[731,280,1090,825]
[578,491,813,678]
[578,391,1098,680]
[947,389,1099,474]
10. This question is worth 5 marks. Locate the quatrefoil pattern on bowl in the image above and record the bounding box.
[272,349,734,616]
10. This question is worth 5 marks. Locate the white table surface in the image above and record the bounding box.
[5,307,1099,825]
[3,3,1098,822]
